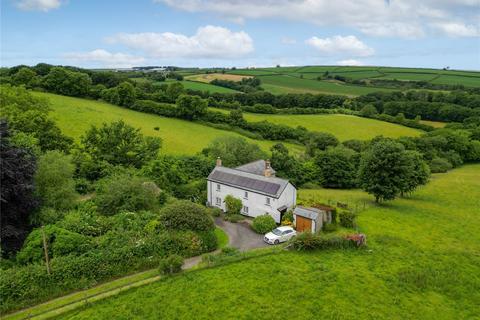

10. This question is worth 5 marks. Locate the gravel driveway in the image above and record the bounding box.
[215,217,267,251]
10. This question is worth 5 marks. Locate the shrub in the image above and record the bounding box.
[95,173,161,215]
[209,207,223,217]
[290,232,355,251]
[159,200,214,232]
[252,215,276,234]
[224,214,244,223]
[224,195,242,215]
[281,210,294,226]
[429,157,453,173]
[323,223,338,233]
[339,210,357,229]
[158,254,184,275]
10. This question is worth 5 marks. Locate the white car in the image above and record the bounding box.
[264,226,297,245]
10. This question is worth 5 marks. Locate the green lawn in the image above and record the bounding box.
[240,113,422,141]
[58,165,480,319]
[32,92,300,155]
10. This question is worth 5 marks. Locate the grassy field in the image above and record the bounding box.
[58,165,480,319]
[168,79,239,93]
[185,73,251,83]
[239,112,422,141]
[33,92,300,155]
[228,66,480,95]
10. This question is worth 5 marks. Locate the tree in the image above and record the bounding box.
[224,195,242,215]
[0,121,38,255]
[117,81,136,106]
[202,136,267,167]
[305,132,339,156]
[42,67,91,97]
[158,200,214,231]
[95,172,162,215]
[400,151,430,195]
[360,104,378,117]
[229,109,245,126]
[0,85,73,152]
[176,94,207,120]
[166,82,184,102]
[34,151,78,210]
[358,139,416,202]
[81,120,161,168]
[315,146,358,188]
[12,67,37,87]
[270,143,296,177]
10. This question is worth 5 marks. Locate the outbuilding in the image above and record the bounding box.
[293,205,334,233]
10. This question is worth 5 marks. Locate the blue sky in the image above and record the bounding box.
[1,0,479,70]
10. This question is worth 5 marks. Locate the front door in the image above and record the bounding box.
[296,216,312,232]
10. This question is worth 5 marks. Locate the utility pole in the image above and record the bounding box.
[41,226,51,275]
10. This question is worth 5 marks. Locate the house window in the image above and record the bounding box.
[266,197,271,206]
[242,206,249,214]
[215,197,222,206]
[216,184,221,191]
[244,191,248,199]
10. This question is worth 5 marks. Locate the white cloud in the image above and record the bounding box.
[64,49,146,68]
[306,35,374,57]
[15,0,63,11]
[156,0,478,39]
[107,25,254,59]
[431,22,480,37]
[337,59,365,66]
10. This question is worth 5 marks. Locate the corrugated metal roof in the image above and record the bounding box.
[207,165,290,198]
[235,160,276,176]
[294,206,321,220]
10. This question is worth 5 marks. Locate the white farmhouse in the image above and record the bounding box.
[207,158,297,223]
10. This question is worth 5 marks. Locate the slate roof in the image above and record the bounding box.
[207,165,290,198]
[294,206,322,220]
[235,160,276,176]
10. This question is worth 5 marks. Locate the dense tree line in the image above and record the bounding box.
[210,76,261,93]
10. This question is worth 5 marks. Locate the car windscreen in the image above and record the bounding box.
[271,229,282,236]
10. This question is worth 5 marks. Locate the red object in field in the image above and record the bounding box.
[345,233,367,247]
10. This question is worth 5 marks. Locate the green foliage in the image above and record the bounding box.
[360,104,378,117]
[158,255,184,275]
[34,151,78,210]
[30,207,64,226]
[224,195,242,215]
[81,120,161,168]
[0,85,73,152]
[305,132,339,156]
[116,81,136,106]
[176,94,208,120]
[281,210,294,225]
[359,138,428,202]
[290,232,355,251]
[158,200,214,232]
[315,146,358,188]
[43,67,92,97]
[16,225,92,265]
[251,215,276,234]
[13,67,37,87]
[210,207,223,217]
[95,173,162,215]
[429,157,453,173]
[338,210,357,228]
[202,136,267,167]
[223,214,245,223]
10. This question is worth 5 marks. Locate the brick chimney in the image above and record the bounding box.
[216,157,222,167]
[264,159,272,177]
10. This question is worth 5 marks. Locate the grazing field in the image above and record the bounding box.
[32,92,300,154]
[185,73,252,83]
[58,165,480,320]
[167,79,239,93]
[240,112,423,141]
[227,66,480,95]
[257,74,392,95]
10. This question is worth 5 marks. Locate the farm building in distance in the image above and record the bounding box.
[207,158,296,223]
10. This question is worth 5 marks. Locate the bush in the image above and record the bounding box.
[224,195,242,215]
[281,210,294,226]
[252,215,276,234]
[224,214,244,223]
[323,223,338,232]
[290,232,355,251]
[95,173,161,215]
[339,210,357,229]
[209,207,223,217]
[429,157,453,173]
[158,254,184,275]
[159,200,214,232]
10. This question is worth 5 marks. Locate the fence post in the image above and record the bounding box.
[41,226,51,275]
